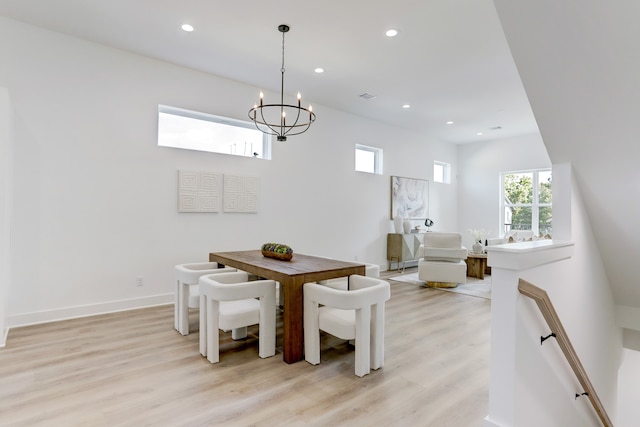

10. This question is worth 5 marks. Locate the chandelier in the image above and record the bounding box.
[248,24,316,142]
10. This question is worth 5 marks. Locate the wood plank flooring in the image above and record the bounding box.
[0,268,491,427]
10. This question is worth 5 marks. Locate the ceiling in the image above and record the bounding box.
[0,0,539,144]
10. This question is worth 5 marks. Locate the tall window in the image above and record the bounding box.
[157,105,271,159]
[501,169,552,236]
[355,144,383,174]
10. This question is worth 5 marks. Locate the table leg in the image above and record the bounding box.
[281,276,305,363]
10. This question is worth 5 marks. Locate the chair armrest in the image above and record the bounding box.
[202,271,248,284]
[200,276,276,301]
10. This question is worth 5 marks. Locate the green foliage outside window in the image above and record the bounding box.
[503,171,552,235]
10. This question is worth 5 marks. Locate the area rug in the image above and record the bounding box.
[389,272,492,300]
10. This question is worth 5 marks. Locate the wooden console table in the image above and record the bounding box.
[387,233,424,271]
[465,253,490,279]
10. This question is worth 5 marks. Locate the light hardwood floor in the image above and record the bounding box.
[0,268,491,427]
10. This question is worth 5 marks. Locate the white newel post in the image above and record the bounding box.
[483,240,574,427]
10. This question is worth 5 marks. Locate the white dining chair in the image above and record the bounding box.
[304,275,391,377]
[174,262,236,335]
[318,262,380,290]
[199,271,277,364]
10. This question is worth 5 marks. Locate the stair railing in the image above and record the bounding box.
[518,278,613,427]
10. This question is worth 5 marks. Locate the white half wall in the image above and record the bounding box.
[0,17,459,328]
[485,164,622,425]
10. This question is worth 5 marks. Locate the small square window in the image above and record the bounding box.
[434,161,450,184]
[355,144,383,175]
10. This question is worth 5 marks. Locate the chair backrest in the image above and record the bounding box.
[419,232,467,261]
[199,271,275,301]
[423,232,463,249]
[305,275,390,310]
[175,262,236,283]
[365,263,380,278]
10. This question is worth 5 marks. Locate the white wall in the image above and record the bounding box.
[0,87,10,345]
[0,17,458,326]
[457,133,550,249]
[617,349,640,425]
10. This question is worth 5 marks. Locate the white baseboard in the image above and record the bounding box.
[1,327,8,348]
[483,415,502,427]
[7,293,174,329]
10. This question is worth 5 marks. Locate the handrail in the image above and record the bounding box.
[518,278,613,427]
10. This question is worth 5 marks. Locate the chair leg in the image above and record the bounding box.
[174,280,180,332]
[179,282,190,335]
[304,300,321,365]
[231,327,248,340]
[354,307,371,377]
[206,299,220,364]
[258,292,276,358]
[371,303,385,370]
[199,295,207,357]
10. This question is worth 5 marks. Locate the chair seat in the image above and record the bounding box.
[418,259,467,284]
[219,299,260,331]
[319,307,355,340]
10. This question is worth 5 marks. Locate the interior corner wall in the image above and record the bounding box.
[0,17,459,327]
[0,87,10,346]
[457,133,550,249]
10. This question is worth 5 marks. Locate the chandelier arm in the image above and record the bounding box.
[259,106,282,137]
[282,105,303,137]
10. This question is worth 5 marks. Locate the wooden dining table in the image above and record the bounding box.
[209,250,365,363]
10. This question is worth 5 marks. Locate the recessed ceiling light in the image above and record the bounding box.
[314,68,324,74]
[385,29,398,37]
[181,24,194,32]
[402,104,411,109]
[476,132,484,136]
[446,121,454,125]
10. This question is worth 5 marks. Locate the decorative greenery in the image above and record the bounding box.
[261,243,293,255]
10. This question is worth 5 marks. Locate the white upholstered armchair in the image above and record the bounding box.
[417,232,468,288]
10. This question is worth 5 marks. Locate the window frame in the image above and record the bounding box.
[355,144,383,175]
[433,160,451,184]
[500,168,552,237]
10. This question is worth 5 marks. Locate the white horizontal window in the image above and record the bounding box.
[158,105,271,159]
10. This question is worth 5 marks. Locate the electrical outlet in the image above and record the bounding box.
[136,276,144,286]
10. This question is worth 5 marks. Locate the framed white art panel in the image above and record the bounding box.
[390,176,429,219]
